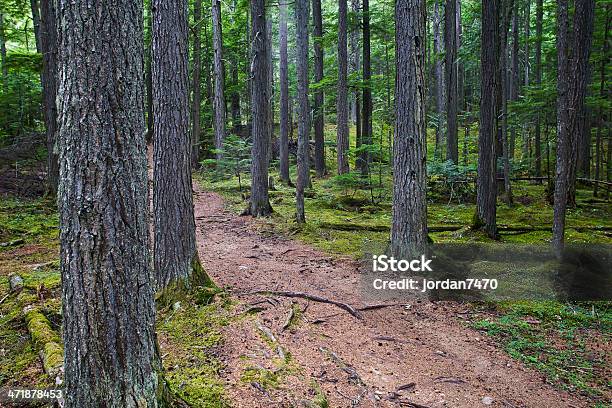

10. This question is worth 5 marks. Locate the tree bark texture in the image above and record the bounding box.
[391,0,428,259]
[212,0,226,160]
[360,0,372,176]
[476,0,498,239]
[312,0,326,176]
[56,0,169,404]
[295,0,310,223]
[279,0,291,183]
[152,0,200,288]
[249,0,272,217]
[336,0,350,175]
[433,0,445,160]
[534,0,543,178]
[350,0,361,154]
[444,0,458,164]
[191,0,202,167]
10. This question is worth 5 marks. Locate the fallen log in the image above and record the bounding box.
[23,305,63,378]
[243,290,362,319]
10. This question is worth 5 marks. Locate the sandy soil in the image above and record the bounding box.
[194,187,590,408]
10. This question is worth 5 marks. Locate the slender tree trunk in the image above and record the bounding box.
[445,0,458,164]
[312,0,326,176]
[145,3,154,143]
[212,0,226,159]
[534,0,543,179]
[249,0,273,217]
[30,0,41,53]
[295,0,310,223]
[57,0,171,403]
[360,0,372,176]
[266,16,274,163]
[391,0,428,258]
[279,0,291,183]
[433,0,445,160]
[500,0,514,204]
[153,0,204,290]
[0,14,7,93]
[475,0,498,239]
[594,7,609,197]
[40,0,58,195]
[337,0,350,174]
[191,0,202,167]
[350,0,361,156]
[456,0,464,114]
[231,61,241,134]
[509,0,519,158]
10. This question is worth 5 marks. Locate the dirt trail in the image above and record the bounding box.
[194,187,588,408]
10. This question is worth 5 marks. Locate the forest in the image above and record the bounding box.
[0,0,610,406]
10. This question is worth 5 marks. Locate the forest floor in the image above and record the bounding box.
[189,184,606,408]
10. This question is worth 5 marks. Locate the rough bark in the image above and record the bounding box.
[509,0,519,157]
[500,0,514,204]
[433,0,445,160]
[391,0,428,259]
[475,0,498,239]
[444,0,458,164]
[249,0,273,217]
[313,0,326,176]
[295,0,310,223]
[594,7,609,197]
[191,0,202,167]
[565,0,595,207]
[266,16,274,163]
[56,0,170,403]
[336,0,350,175]
[534,0,543,179]
[40,0,58,195]
[279,0,291,183]
[145,4,154,144]
[212,0,226,160]
[360,0,372,176]
[153,0,202,289]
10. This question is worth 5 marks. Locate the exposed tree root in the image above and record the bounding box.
[243,290,362,319]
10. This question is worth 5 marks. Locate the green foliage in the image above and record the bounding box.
[427,160,476,203]
[201,135,251,191]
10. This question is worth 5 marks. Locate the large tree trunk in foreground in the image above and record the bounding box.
[40,0,58,195]
[153,0,203,290]
[191,0,202,167]
[57,0,169,404]
[279,0,291,183]
[212,0,226,160]
[391,0,428,258]
[312,0,326,177]
[552,0,595,251]
[295,0,310,223]
[475,0,498,239]
[444,0,458,164]
[336,0,350,175]
[249,0,273,217]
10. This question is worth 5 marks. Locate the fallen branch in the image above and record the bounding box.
[255,320,285,360]
[244,290,362,319]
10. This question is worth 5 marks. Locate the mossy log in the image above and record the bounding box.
[22,305,63,377]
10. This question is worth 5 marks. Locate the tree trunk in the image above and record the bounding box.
[145,3,154,144]
[391,0,428,258]
[30,0,41,53]
[433,0,445,160]
[191,0,202,167]
[534,0,543,179]
[456,0,464,114]
[594,7,609,197]
[444,0,458,164]
[212,0,226,160]
[153,0,203,289]
[266,15,274,163]
[40,0,58,195]
[500,0,514,204]
[279,0,291,183]
[337,0,350,175]
[509,0,519,157]
[0,14,7,93]
[312,0,326,176]
[249,0,273,217]
[565,0,595,207]
[231,62,241,134]
[360,0,372,176]
[57,0,170,403]
[475,0,498,239]
[295,0,310,223]
[350,0,361,156]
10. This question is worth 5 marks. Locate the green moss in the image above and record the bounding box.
[156,256,220,308]
[240,366,281,390]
